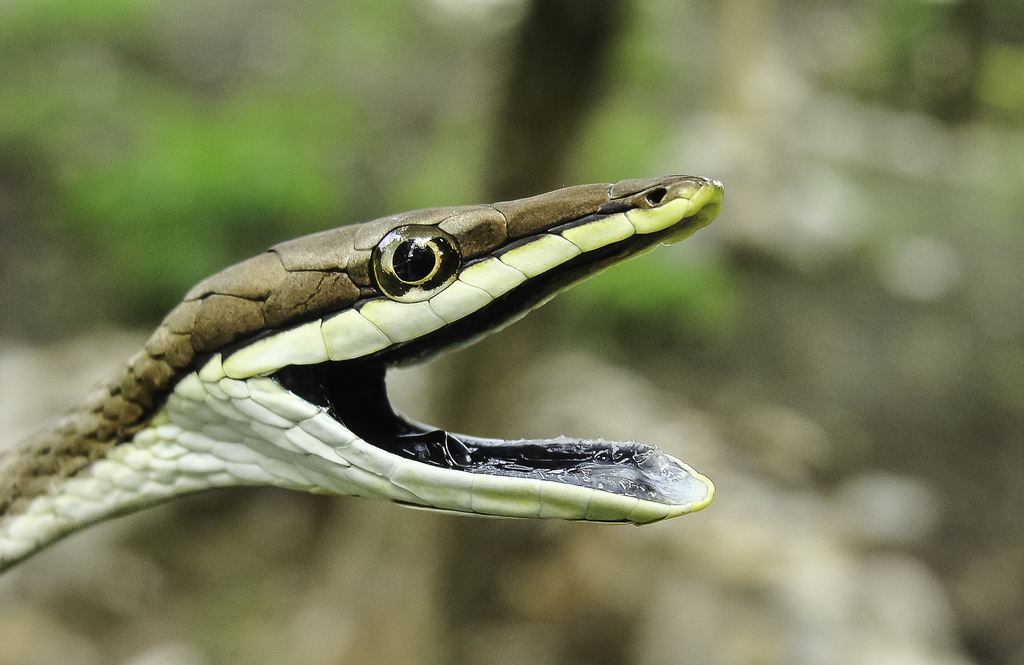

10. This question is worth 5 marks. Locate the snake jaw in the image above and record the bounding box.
[0,177,723,571]
[271,360,715,523]
[217,175,725,522]
[255,177,724,523]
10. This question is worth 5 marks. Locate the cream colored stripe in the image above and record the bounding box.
[498,234,581,277]
[625,197,692,233]
[429,280,494,323]
[458,257,527,297]
[359,299,446,343]
[223,321,328,379]
[559,212,635,251]
[322,309,391,361]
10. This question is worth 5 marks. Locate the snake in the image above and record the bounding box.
[0,175,723,573]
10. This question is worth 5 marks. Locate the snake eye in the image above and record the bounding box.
[373,225,461,302]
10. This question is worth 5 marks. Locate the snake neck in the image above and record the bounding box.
[0,368,149,520]
[0,176,723,573]
[0,354,352,571]
[0,246,364,534]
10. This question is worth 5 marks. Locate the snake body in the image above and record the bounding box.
[0,175,722,572]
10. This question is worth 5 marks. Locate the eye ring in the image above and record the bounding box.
[372,225,462,302]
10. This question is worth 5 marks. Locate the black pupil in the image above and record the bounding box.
[393,240,438,283]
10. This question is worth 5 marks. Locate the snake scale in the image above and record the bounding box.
[0,175,723,572]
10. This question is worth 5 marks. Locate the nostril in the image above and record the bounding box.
[644,187,667,207]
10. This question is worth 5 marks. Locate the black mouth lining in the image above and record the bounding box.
[273,359,655,473]
[269,217,695,489]
[272,359,671,503]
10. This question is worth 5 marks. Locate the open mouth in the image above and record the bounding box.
[273,356,711,508]
[188,176,723,523]
[0,177,724,574]
[268,198,721,516]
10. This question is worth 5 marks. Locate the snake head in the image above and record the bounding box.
[205,175,722,524]
[0,177,722,571]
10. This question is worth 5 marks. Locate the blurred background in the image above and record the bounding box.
[1,0,1023,663]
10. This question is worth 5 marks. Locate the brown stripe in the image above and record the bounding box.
[0,178,692,519]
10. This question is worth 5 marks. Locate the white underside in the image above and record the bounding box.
[0,193,714,567]
[0,359,710,563]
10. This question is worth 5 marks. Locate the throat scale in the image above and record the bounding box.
[0,175,723,572]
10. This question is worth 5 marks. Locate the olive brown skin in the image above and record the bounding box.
[0,176,715,526]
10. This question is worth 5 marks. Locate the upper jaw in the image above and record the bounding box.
[268,178,725,518]
[202,176,724,522]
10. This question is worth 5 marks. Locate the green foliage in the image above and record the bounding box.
[574,97,668,184]
[855,0,979,119]
[0,0,473,323]
[58,93,352,313]
[0,0,151,43]
[0,0,737,335]
[979,43,1024,118]
[560,247,740,352]
[387,116,489,212]
[570,0,704,185]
